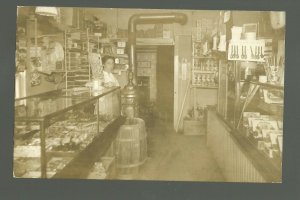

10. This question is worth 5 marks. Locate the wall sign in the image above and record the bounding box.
[224,11,231,23]
[228,40,265,62]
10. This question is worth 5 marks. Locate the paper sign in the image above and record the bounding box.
[224,11,231,23]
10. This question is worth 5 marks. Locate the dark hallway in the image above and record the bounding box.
[156,46,174,123]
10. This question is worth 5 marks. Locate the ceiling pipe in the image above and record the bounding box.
[121,13,187,118]
[127,13,187,84]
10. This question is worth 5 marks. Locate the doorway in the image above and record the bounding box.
[156,45,174,123]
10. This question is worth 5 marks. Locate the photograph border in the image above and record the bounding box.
[1,0,300,199]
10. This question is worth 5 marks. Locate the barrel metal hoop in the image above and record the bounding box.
[115,135,147,142]
[116,157,148,168]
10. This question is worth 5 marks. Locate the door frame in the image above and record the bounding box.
[173,34,192,131]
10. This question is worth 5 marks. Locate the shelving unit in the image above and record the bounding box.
[191,40,219,118]
[87,31,129,80]
[63,27,127,89]
[191,40,219,88]
[64,28,90,89]
[190,85,218,89]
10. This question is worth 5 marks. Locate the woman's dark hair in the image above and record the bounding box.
[102,55,115,64]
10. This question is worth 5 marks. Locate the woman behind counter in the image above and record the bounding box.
[99,55,120,119]
[102,55,120,87]
[87,53,121,118]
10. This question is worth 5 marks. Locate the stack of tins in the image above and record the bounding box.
[115,118,147,179]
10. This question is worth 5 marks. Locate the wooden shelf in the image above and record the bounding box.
[193,56,218,59]
[136,38,174,45]
[102,54,128,58]
[192,70,217,73]
[86,36,174,46]
[192,40,202,43]
[51,70,66,73]
[249,81,284,90]
[67,48,83,52]
[191,85,218,89]
[88,37,128,43]
[257,100,283,116]
[110,38,128,41]
[37,33,64,38]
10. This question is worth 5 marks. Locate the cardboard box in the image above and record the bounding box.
[183,119,206,136]
[116,48,125,55]
[117,41,126,48]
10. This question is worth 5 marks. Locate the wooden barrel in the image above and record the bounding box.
[115,118,147,179]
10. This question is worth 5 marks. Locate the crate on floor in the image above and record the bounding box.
[183,119,206,136]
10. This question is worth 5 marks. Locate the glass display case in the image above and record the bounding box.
[14,87,121,178]
[237,81,283,167]
[217,59,284,182]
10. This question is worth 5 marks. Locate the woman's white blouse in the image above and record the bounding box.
[103,70,119,86]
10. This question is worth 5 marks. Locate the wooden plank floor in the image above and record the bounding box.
[131,120,225,182]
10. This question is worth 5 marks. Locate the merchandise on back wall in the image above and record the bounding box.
[16,40,27,72]
[192,40,219,88]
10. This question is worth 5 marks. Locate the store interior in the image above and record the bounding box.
[14,7,285,182]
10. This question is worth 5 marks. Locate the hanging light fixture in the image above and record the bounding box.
[35,6,58,17]
[270,11,285,30]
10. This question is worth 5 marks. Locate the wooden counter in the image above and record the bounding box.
[206,110,282,183]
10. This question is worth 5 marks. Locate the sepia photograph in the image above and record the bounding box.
[14,6,285,183]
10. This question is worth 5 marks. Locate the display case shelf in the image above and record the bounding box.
[256,100,284,116]
[191,85,218,89]
[249,81,284,90]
